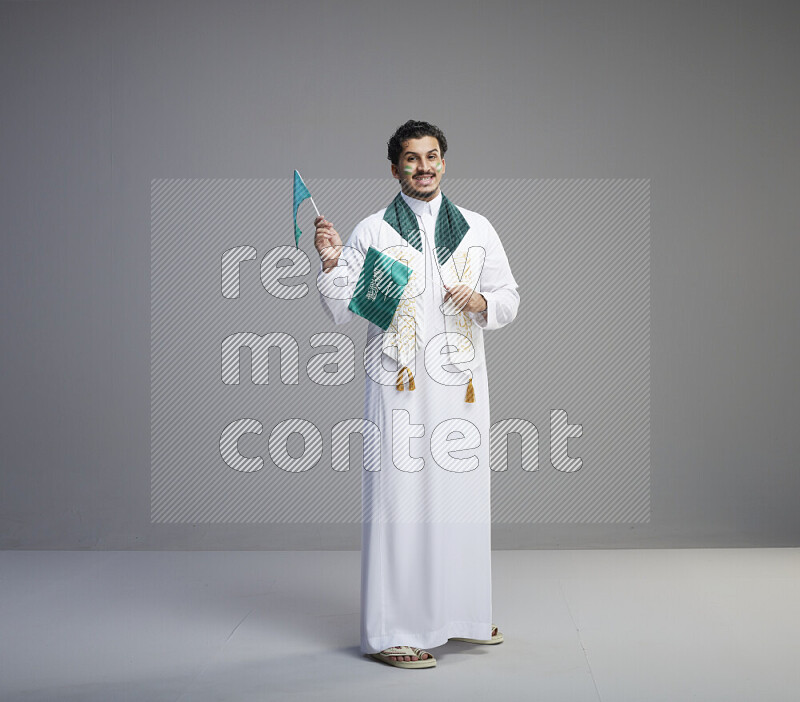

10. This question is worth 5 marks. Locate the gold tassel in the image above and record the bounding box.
[396,365,416,391]
[465,377,475,403]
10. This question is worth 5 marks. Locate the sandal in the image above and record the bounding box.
[368,645,437,668]
[450,624,504,644]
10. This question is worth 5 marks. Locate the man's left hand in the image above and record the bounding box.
[443,284,487,315]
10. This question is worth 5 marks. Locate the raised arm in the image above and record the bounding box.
[315,217,368,326]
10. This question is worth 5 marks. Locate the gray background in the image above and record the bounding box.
[2,0,798,549]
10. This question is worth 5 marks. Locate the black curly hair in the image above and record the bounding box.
[387,120,448,166]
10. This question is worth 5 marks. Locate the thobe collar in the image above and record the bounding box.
[383,189,470,265]
[400,189,442,220]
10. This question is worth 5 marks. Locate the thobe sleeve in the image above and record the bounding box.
[467,219,520,331]
[316,220,370,326]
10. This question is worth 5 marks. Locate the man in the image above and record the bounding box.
[314,120,520,668]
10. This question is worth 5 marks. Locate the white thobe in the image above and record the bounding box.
[317,190,520,654]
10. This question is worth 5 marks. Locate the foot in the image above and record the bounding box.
[383,646,433,662]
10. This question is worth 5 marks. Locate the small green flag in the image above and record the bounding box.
[293,170,312,248]
[348,247,411,330]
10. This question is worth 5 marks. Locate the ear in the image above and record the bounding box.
[390,163,400,181]
[440,157,446,175]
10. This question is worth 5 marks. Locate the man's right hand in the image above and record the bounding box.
[314,216,343,271]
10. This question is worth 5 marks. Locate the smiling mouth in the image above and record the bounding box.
[413,174,435,184]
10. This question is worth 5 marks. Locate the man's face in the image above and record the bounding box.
[391,135,446,201]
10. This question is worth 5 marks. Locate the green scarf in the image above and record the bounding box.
[383,191,470,266]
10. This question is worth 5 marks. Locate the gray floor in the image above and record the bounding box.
[0,548,798,701]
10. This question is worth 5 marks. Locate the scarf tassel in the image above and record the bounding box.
[396,367,474,402]
[396,366,415,391]
[465,377,475,403]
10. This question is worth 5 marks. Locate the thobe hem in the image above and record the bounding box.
[361,621,494,655]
